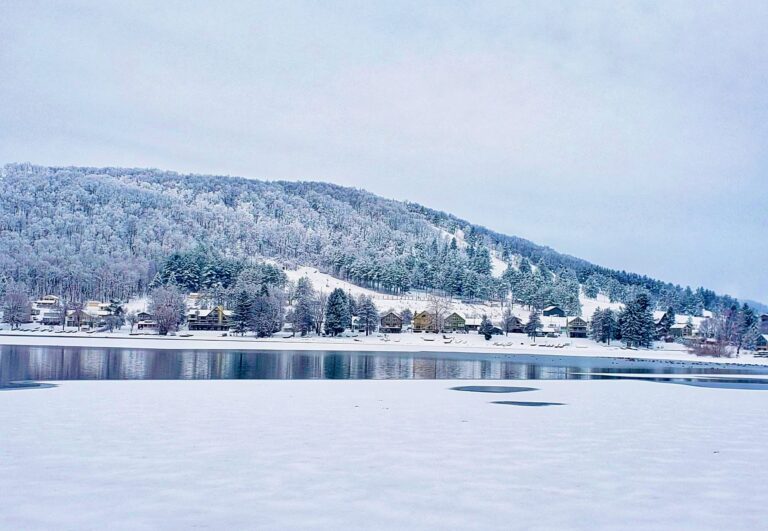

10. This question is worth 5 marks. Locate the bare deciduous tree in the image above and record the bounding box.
[149,286,186,335]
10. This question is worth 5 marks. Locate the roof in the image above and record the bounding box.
[760,334,768,342]
[465,318,482,326]
[568,317,587,326]
[670,323,691,330]
[446,312,466,320]
[543,306,561,311]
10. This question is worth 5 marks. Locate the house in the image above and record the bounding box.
[33,295,60,308]
[65,309,98,329]
[504,316,525,334]
[137,311,152,321]
[187,306,232,331]
[543,306,566,317]
[465,318,482,331]
[443,312,466,332]
[380,312,403,333]
[670,323,694,338]
[761,314,768,334]
[756,334,768,353]
[31,295,62,324]
[413,311,437,333]
[567,317,588,338]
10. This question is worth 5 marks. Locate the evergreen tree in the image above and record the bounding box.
[250,285,282,338]
[619,295,655,348]
[589,308,604,341]
[400,308,413,327]
[324,288,351,336]
[479,314,494,340]
[525,311,542,342]
[736,303,758,355]
[357,296,379,336]
[231,290,253,336]
[293,277,316,336]
[601,309,617,345]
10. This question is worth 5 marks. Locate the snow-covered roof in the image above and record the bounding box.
[465,318,482,326]
[543,305,560,311]
[670,323,691,330]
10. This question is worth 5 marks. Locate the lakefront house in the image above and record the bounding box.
[443,312,466,332]
[187,306,232,331]
[567,317,588,338]
[413,311,437,333]
[379,312,403,333]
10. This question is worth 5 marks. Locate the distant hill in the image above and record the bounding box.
[0,163,752,315]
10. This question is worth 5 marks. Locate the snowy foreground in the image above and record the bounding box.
[2,328,768,366]
[2,379,768,530]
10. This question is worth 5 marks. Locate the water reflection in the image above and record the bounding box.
[3,344,768,384]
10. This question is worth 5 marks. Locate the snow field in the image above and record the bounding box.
[1,379,767,530]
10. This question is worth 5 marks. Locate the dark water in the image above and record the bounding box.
[2,344,768,385]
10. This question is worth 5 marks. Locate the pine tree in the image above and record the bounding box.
[736,303,758,355]
[525,311,541,342]
[619,294,655,348]
[324,288,351,336]
[358,296,379,336]
[479,314,494,340]
[293,277,316,336]
[589,308,604,341]
[601,309,617,345]
[231,289,253,336]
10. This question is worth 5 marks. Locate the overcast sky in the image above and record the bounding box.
[2,1,767,302]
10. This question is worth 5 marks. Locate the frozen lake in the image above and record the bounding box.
[2,344,767,385]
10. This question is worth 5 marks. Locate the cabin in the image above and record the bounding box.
[567,317,588,338]
[413,311,437,333]
[443,312,466,332]
[187,306,232,331]
[504,316,525,334]
[380,312,403,333]
[465,318,482,332]
[137,311,152,321]
[756,334,768,353]
[543,306,566,318]
[670,323,694,338]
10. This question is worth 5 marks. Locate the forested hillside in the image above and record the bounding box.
[0,164,744,314]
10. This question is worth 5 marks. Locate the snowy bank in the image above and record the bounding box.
[1,379,767,529]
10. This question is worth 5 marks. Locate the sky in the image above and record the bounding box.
[1,1,767,302]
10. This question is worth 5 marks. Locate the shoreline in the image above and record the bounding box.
[1,331,767,369]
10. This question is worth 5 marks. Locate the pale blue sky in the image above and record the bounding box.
[2,1,766,302]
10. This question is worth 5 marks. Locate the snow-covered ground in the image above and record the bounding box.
[3,326,768,366]
[2,379,767,529]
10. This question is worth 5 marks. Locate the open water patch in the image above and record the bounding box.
[492,400,565,407]
[451,385,537,393]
